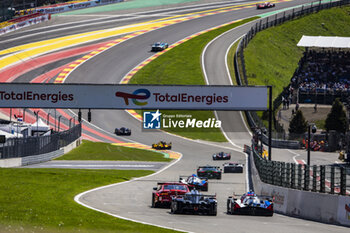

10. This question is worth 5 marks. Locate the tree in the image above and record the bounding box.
[289,110,308,136]
[325,98,347,134]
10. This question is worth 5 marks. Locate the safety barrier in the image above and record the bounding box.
[34,0,124,14]
[0,13,50,35]
[0,124,81,159]
[249,143,350,226]
[251,142,349,196]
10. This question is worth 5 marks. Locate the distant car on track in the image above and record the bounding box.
[152,141,172,150]
[197,165,222,179]
[256,2,275,9]
[152,182,189,208]
[223,162,244,173]
[151,42,169,52]
[114,127,131,136]
[227,191,274,216]
[179,174,208,191]
[212,152,231,160]
[171,189,217,215]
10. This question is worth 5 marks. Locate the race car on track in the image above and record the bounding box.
[179,174,208,191]
[152,182,190,208]
[256,2,275,9]
[227,191,274,216]
[170,189,217,215]
[114,127,131,136]
[151,42,169,52]
[212,151,231,160]
[223,162,244,173]
[197,165,222,179]
[152,141,172,150]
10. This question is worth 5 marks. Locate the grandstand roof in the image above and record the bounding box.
[297,36,350,48]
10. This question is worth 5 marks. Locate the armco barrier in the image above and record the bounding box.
[21,148,64,166]
[250,148,350,226]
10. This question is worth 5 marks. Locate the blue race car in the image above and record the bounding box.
[151,42,169,52]
[227,191,274,216]
[179,174,208,191]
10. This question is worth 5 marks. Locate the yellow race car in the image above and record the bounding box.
[152,141,172,150]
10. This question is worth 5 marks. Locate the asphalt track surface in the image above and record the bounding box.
[2,0,349,232]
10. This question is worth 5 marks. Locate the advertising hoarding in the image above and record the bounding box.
[0,83,267,110]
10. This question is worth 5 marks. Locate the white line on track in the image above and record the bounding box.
[74,152,194,233]
[288,149,302,164]
[201,24,254,192]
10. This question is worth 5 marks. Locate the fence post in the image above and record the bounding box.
[312,165,317,192]
[291,163,296,189]
[275,14,277,26]
[340,167,346,195]
[297,164,302,189]
[286,163,291,188]
[304,165,310,191]
[259,20,262,31]
[330,166,335,194]
[262,159,266,182]
[269,161,274,184]
[320,165,326,193]
[281,162,285,186]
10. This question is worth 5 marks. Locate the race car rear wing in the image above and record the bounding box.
[175,193,216,199]
[197,166,221,169]
[228,193,274,201]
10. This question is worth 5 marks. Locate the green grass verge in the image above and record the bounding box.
[56,140,171,162]
[130,17,258,142]
[0,168,178,233]
[244,6,350,121]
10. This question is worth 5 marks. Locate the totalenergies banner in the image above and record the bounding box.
[0,83,267,110]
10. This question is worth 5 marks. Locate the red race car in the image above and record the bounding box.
[256,2,275,9]
[151,182,190,208]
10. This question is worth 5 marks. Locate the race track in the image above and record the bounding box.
[2,0,349,232]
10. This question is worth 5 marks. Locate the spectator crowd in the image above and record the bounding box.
[291,49,350,94]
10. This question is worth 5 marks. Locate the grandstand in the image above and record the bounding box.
[293,36,350,104]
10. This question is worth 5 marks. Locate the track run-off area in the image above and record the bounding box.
[0,0,349,232]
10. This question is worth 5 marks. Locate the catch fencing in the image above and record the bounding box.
[251,143,350,196]
[0,124,81,159]
[234,0,350,144]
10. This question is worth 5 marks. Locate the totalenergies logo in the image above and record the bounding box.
[115,89,150,106]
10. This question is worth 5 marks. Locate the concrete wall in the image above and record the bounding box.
[0,137,81,167]
[250,152,350,227]
[0,157,21,167]
[63,138,81,154]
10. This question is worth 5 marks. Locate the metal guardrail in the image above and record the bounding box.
[0,124,81,159]
[234,0,350,147]
[251,143,349,196]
